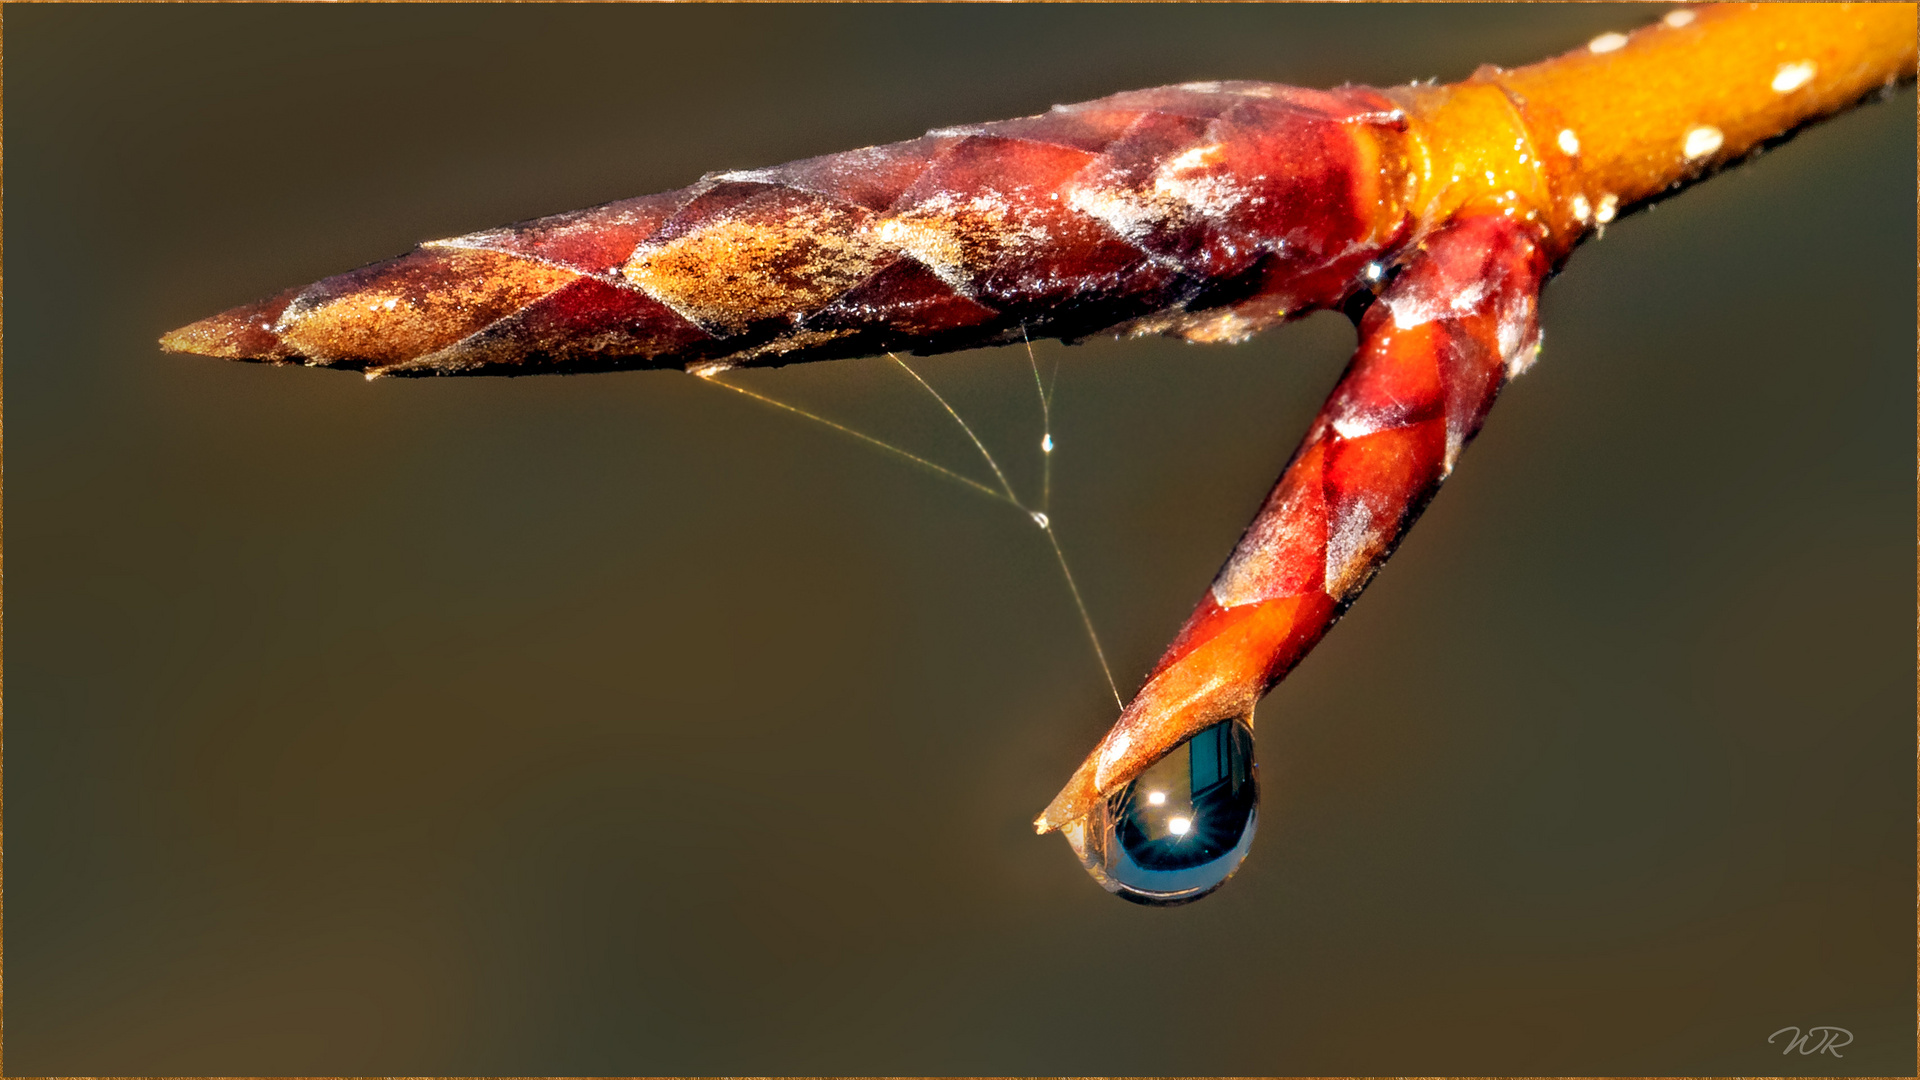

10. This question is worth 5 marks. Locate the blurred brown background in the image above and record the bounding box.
[7,4,1913,1074]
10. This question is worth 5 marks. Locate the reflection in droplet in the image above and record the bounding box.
[1063,717,1257,905]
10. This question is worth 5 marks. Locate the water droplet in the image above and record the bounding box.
[1041,433,1054,453]
[1663,8,1694,28]
[1065,717,1257,905]
[1570,194,1592,223]
[1030,511,1050,529]
[1772,61,1816,94]
[1588,31,1628,54]
[1682,125,1723,161]
[1594,193,1619,225]
[1557,128,1581,156]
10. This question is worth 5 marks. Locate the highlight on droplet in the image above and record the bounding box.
[1060,716,1258,905]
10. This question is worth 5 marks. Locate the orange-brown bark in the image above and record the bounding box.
[1402,3,1916,260]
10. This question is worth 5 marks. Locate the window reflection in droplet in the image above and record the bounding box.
[1060,716,1257,905]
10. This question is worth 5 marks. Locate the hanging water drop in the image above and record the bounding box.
[1041,433,1054,453]
[1061,716,1257,905]
[1031,511,1051,529]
